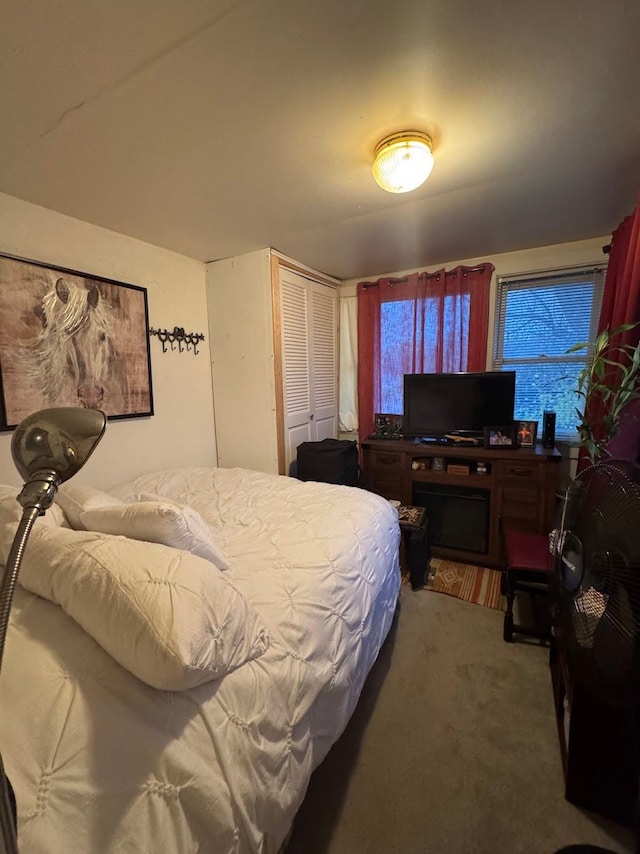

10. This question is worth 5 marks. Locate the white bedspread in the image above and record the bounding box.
[0,467,400,853]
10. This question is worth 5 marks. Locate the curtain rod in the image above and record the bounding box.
[360,264,488,289]
[496,261,607,283]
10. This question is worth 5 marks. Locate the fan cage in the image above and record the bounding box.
[558,461,640,705]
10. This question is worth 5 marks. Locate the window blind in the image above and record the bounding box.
[491,265,606,438]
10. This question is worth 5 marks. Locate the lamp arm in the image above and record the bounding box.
[0,503,42,854]
[0,407,107,854]
[0,751,17,854]
[0,473,57,683]
[0,505,40,677]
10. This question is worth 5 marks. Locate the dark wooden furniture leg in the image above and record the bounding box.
[503,568,515,642]
[407,522,430,590]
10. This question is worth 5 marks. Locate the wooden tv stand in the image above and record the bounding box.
[361,438,561,567]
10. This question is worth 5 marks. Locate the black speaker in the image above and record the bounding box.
[542,411,556,448]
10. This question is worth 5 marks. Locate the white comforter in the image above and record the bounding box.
[1,467,400,853]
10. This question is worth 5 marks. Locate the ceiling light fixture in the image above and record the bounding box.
[372,131,434,194]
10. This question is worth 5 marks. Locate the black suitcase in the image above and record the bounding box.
[296,438,360,486]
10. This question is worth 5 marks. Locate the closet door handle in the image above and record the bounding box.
[310,414,314,420]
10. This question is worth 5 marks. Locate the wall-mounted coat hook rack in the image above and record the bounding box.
[149,326,205,355]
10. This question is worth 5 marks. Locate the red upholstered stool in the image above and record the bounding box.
[503,530,554,643]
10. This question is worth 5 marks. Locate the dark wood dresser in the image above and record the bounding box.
[361,438,561,567]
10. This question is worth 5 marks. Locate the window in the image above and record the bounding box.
[492,266,606,439]
[379,293,470,413]
[356,265,493,443]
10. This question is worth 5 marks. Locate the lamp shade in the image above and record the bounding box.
[372,131,434,194]
[11,407,106,485]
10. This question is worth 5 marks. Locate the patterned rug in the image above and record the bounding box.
[403,558,505,611]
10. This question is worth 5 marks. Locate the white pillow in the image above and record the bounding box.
[0,524,268,691]
[0,485,66,528]
[55,484,119,529]
[79,501,230,571]
[56,485,230,570]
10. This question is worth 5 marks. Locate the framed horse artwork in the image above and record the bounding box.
[0,253,154,430]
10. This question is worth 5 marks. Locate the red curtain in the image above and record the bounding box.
[599,197,640,335]
[591,192,640,465]
[357,263,494,445]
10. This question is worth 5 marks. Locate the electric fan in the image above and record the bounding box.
[558,460,640,706]
[554,459,640,836]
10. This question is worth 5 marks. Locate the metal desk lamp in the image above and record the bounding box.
[0,407,106,854]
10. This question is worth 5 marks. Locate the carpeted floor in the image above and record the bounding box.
[287,586,634,854]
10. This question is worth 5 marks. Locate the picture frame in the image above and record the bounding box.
[373,412,403,437]
[0,253,154,430]
[516,419,538,448]
[483,425,517,449]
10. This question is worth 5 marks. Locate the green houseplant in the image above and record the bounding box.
[567,321,640,464]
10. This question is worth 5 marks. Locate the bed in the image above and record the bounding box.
[0,466,400,853]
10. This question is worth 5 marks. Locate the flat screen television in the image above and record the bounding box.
[402,371,516,438]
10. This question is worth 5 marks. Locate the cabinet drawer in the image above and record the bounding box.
[501,487,540,513]
[496,461,544,481]
[499,486,545,531]
[370,475,403,501]
[369,451,404,469]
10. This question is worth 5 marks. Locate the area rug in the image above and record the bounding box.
[403,558,505,611]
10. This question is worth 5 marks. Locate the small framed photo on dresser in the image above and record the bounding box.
[516,420,538,448]
[432,456,445,471]
[483,425,516,448]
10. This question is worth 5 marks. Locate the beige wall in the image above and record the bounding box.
[0,193,217,490]
[205,249,279,473]
[0,193,608,493]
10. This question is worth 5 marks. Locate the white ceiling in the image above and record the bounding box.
[2,0,639,281]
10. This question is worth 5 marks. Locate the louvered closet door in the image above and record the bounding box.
[279,268,338,473]
[280,272,313,469]
[309,284,338,442]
